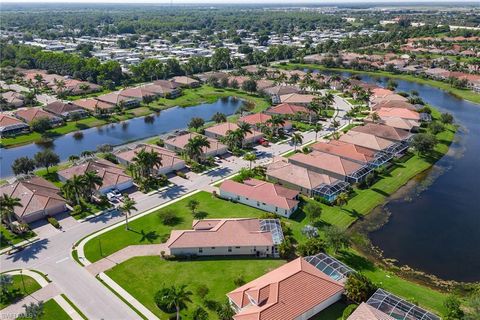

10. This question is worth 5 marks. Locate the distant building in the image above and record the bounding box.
[44,101,88,119]
[0,114,29,137]
[14,108,63,127]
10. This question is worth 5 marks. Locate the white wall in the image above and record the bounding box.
[295,291,344,320]
[170,245,273,257]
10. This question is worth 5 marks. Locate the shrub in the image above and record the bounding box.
[344,273,377,304]
[342,304,358,319]
[157,209,180,226]
[154,288,176,314]
[176,171,187,179]
[47,217,60,229]
[192,307,209,320]
[297,237,326,256]
[233,275,245,287]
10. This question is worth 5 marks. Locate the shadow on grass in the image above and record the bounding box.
[138,230,160,243]
[371,188,390,197]
[337,250,375,272]
[342,208,363,220]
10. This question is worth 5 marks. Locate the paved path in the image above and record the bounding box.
[0,93,353,319]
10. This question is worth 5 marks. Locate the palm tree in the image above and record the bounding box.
[223,129,244,151]
[306,100,319,124]
[371,112,380,124]
[243,152,257,169]
[313,123,323,141]
[82,171,103,200]
[266,115,285,137]
[185,135,210,162]
[237,122,252,148]
[164,285,193,320]
[120,195,137,231]
[335,192,349,207]
[133,148,162,178]
[61,175,86,205]
[0,194,23,227]
[291,133,303,152]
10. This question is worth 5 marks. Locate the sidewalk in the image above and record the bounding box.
[1,270,84,320]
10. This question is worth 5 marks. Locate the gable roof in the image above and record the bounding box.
[164,132,227,154]
[220,179,299,210]
[119,87,157,99]
[72,98,115,112]
[351,123,412,142]
[166,218,275,249]
[227,257,344,320]
[58,158,131,191]
[14,108,61,123]
[0,177,66,219]
[376,107,420,120]
[96,92,135,105]
[339,131,395,152]
[266,159,340,190]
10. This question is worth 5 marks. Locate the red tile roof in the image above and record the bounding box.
[204,122,263,140]
[227,257,344,320]
[14,108,61,123]
[339,131,395,152]
[166,218,275,249]
[220,179,299,210]
[164,132,226,154]
[290,151,363,177]
[115,144,184,170]
[376,107,420,120]
[351,123,411,142]
[311,140,377,163]
[72,98,115,112]
[347,302,394,320]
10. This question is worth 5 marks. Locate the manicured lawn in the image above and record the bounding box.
[106,256,286,319]
[280,63,480,104]
[0,225,35,250]
[310,301,351,320]
[84,192,268,262]
[0,274,41,309]
[16,298,72,320]
[150,85,270,113]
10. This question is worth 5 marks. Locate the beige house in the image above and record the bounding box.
[164,132,228,158]
[204,122,264,146]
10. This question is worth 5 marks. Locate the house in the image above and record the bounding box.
[119,87,158,102]
[265,103,315,121]
[279,93,316,106]
[366,116,420,132]
[164,132,228,158]
[197,71,229,83]
[96,92,139,109]
[57,158,133,195]
[351,123,412,143]
[371,100,416,111]
[338,131,407,156]
[347,302,395,320]
[289,151,371,183]
[14,108,63,127]
[266,159,349,202]
[263,85,300,104]
[44,101,88,119]
[72,98,116,115]
[153,80,182,98]
[228,76,249,87]
[219,179,299,218]
[166,218,284,257]
[0,177,67,223]
[227,257,344,320]
[115,144,186,175]
[171,76,200,88]
[370,94,408,109]
[56,79,101,95]
[375,107,421,121]
[1,91,24,108]
[0,114,29,137]
[255,79,275,91]
[238,113,292,131]
[311,140,391,167]
[204,122,264,146]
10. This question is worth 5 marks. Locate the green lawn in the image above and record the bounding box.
[84,192,268,262]
[16,298,72,320]
[106,257,286,319]
[0,225,36,250]
[280,63,480,104]
[0,274,41,309]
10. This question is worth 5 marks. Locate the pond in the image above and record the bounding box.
[334,72,480,282]
[0,97,243,178]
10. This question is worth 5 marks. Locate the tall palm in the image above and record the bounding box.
[185,135,210,162]
[291,133,303,151]
[371,112,380,124]
[237,122,252,148]
[243,152,257,169]
[306,99,320,124]
[223,129,244,151]
[61,175,86,205]
[120,195,137,231]
[82,171,103,200]
[0,194,23,226]
[164,285,193,320]
[335,192,349,207]
[266,115,285,137]
[132,149,151,178]
[313,123,323,141]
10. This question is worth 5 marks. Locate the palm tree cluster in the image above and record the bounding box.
[128,148,163,180]
[0,194,23,227]
[61,171,103,206]
[222,122,252,152]
[185,135,211,163]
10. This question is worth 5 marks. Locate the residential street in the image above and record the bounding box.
[0,96,353,319]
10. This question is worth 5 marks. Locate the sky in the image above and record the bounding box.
[0,0,475,3]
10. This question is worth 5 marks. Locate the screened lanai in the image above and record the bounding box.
[367,289,440,320]
[346,164,372,183]
[312,181,350,202]
[304,253,354,282]
[259,219,284,245]
[383,141,409,156]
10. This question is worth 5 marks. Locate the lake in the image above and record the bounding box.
[0,97,243,178]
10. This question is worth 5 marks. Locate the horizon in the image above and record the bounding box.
[1,0,478,4]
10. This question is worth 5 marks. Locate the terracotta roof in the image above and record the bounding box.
[58,159,131,191]
[44,101,84,115]
[339,131,395,152]
[166,218,275,249]
[204,122,263,140]
[96,92,135,105]
[264,85,300,96]
[351,123,412,142]
[227,257,344,320]
[141,84,174,95]
[370,94,409,106]
[256,79,275,90]
[153,80,181,90]
[220,179,299,210]
[311,140,377,163]
[267,103,312,116]
[347,303,394,320]
[72,98,115,112]
[372,100,416,111]
[0,177,66,219]
[171,76,199,86]
[266,159,340,190]
[0,114,29,130]
[115,144,184,170]
[376,107,420,121]
[164,132,226,154]
[239,113,272,126]
[228,76,249,86]
[119,87,157,99]
[14,108,61,123]
[289,151,363,177]
[370,117,420,131]
[370,88,394,98]
[279,93,316,104]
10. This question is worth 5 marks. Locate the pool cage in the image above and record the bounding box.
[383,141,409,157]
[312,181,350,202]
[369,151,393,168]
[367,289,440,320]
[259,219,284,245]
[304,253,354,282]
[346,165,373,183]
